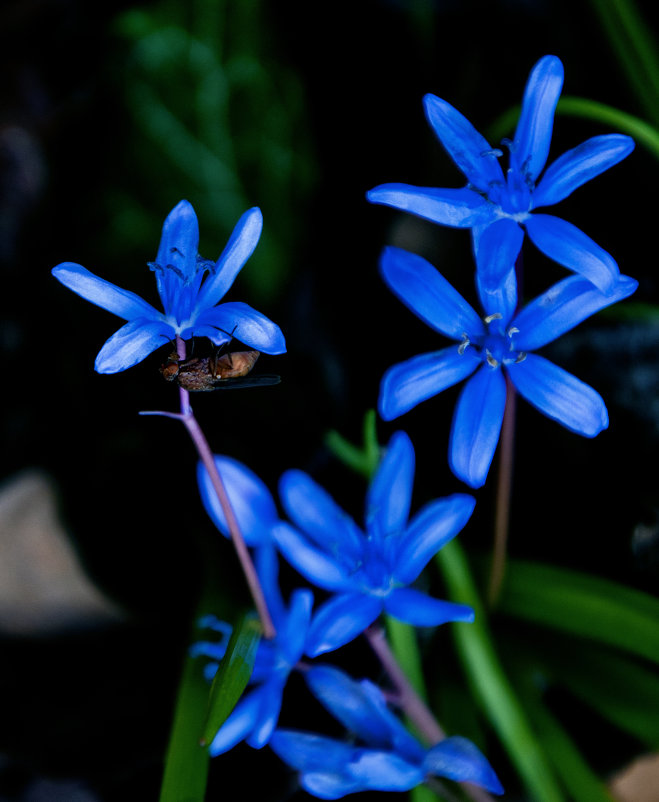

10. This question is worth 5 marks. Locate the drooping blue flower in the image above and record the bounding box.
[191,546,312,756]
[367,55,634,294]
[270,665,504,799]
[52,201,286,373]
[378,246,638,488]
[272,431,476,656]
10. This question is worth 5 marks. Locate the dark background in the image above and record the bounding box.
[1,0,657,799]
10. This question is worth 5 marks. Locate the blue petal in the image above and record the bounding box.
[393,494,476,584]
[424,736,504,794]
[507,354,608,436]
[367,184,495,227]
[449,366,507,488]
[196,207,264,308]
[473,218,524,293]
[475,261,518,326]
[380,247,485,339]
[365,431,414,543]
[512,274,638,351]
[271,522,353,592]
[385,588,474,627]
[254,545,286,628]
[533,134,635,208]
[208,689,262,756]
[155,200,200,286]
[197,456,278,547]
[345,750,424,792]
[270,730,355,773]
[246,678,286,748]
[195,301,286,354]
[511,55,564,182]
[379,348,481,421]
[422,94,505,190]
[94,318,173,373]
[280,588,314,665]
[306,594,382,657]
[52,263,162,321]
[525,214,619,294]
[278,470,363,562]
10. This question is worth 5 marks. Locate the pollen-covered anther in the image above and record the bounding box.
[484,312,503,324]
[485,350,499,368]
[457,334,471,355]
[507,326,520,336]
[514,352,527,363]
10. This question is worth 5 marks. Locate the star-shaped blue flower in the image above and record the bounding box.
[52,200,286,373]
[367,55,634,294]
[378,246,638,488]
[270,665,504,799]
[192,546,312,756]
[272,431,476,656]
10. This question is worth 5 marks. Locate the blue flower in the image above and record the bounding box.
[367,55,634,294]
[192,547,312,756]
[270,665,504,799]
[52,201,286,373]
[272,431,476,656]
[378,246,638,488]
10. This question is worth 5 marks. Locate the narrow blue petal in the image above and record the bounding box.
[197,207,264,308]
[511,55,564,182]
[533,134,635,208]
[449,366,507,488]
[270,730,355,773]
[278,470,363,561]
[507,354,608,436]
[209,689,262,756]
[246,678,285,748]
[512,274,638,351]
[272,522,353,592]
[52,263,162,321]
[525,214,619,294]
[473,218,524,293]
[301,771,362,800]
[394,494,476,584]
[367,184,495,228]
[281,589,314,665]
[155,200,199,283]
[306,594,382,656]
[379,347,480,421]
[346,750,424,792]
[254,545,286,628]
[475,261,518,326]
[424,736,504,794]
[195,302,286,354]
[385,588,474,627]
[94,318,173,373]
[197,456,278,547]
[380,247,485,339]
[365,431,414,543]
[422,94,505,189]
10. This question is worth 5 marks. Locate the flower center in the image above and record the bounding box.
[459,313,526,368]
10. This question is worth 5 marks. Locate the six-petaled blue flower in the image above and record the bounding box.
[378,246,637,488]
[270,664,504,799]
[272,431,476,656]
[192,546,312,755]
[367,55,634,294]
[52,200,286,373]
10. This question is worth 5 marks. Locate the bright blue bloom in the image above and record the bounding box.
[52,200,286,373]
[378,246,638,488]
[270,665,504,799]
[191,547,312,755]
[272,431,476,656]
[367,55,634,294]
[197,455,280,547]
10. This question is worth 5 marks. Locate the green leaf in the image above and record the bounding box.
[498,560,659,664]
[325,409,380,479]
[200,613,261,747]
[436,540,566,802]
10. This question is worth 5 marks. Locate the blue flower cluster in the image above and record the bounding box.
[195,432,502,795]
[51,53,637,801]
[369,54,637,487]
